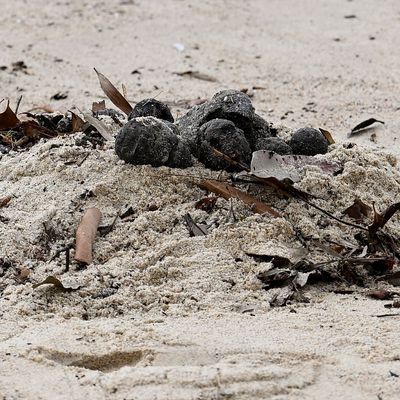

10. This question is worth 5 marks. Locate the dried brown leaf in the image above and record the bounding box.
[94,68,133,115]
[91,100,106,113]
[70,111,85,133]
[319,128,335,144]
[32,276,79,292]
[0,101,19,130]
[343,198,372,221]
[0,196,11,208]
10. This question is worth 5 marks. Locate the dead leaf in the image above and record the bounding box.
[94,68,133,115]
[369,202,400,234]
[183,213,208,236]
[0,196,11,208]
[366,289,393,300]
[349,118,384,136]
[70,111,85,133]
[343,198,372,221]
[51,92,68,100]
[250,150,342,182]
[0,101,19,130]
[319,128,335,144]
[197,179,281,217]
[92,100,106,113]
[32,276,80,292]
[175,70,217,82]
[83,112,113,141]
[195,197,218,213]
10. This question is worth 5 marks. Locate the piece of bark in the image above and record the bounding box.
[197,179,281,217]
[74,208,102,265]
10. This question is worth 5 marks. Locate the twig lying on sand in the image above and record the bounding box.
[74,208,102,265]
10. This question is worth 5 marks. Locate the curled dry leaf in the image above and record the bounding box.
[70,111,85,133]
[319,128,335,144]
[32,276,80,292]
[0,101,20,130]
[94,68,133,115]
[250,150,342,183]
[349,118,384,136]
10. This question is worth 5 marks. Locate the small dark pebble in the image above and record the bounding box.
[196,118,252,170]
[289,127,329,156]
[128,99,174,123]
[115,117,192,168]
[254,137,292,155]
[56,116,72,133]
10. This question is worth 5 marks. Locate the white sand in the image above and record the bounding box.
[1,1,400,399]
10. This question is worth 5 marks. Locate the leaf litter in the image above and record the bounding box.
[1,75,400,318]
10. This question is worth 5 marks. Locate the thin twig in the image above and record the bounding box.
[15,95,23,114]
[305,199,369,231]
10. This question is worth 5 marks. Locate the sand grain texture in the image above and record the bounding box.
[1,1,400,399]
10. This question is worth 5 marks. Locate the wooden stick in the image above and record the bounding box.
[74,208,102,265]
[197,179,281,217]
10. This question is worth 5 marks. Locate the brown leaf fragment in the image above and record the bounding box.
[197,179,281,217]
[92,100,106,113]
[183,213,208,237]
[343,198,372,221]
[75,207,102,265]
[70,111,85,133]
[33,276,79,292]
[319,128,335,144]
[368,202,400,234]
[349,118,384,136]
[175,70,217,82]
[20,120,57,139]
[94,68,133,115]
[0,196,11,208]
[0,101,19,130]
[195,196,218,213]
[366,289,393,300]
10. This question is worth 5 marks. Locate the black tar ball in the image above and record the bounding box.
[197,118,251,170]
[255,137,292,155]
[115,117,192,168]
[128,99,174,123]
[289,127,329,156]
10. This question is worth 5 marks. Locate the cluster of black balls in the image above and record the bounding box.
[115,90,330,170]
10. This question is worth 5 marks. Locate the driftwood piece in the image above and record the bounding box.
[74,208,102,265]
[197,179,281,217]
